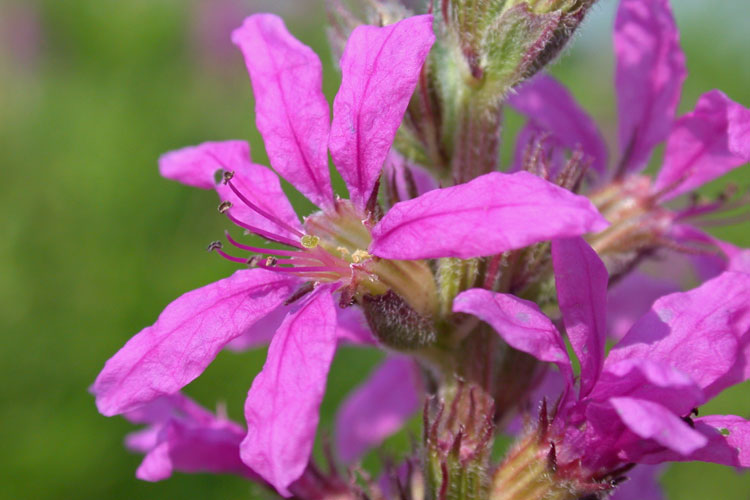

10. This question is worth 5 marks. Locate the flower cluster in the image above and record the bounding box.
[93,1,750,499]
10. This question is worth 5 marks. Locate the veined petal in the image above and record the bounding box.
[329,15,435,211]
[335,306,376,345]
[123,394,258,482]
[680,416,750,467]
[508,75,608,175]
[632,416,750,468]
[608,272,750,399]
[93,270,297,416]
[592,359,704,417]
[137,418,255,482]
[158,140,249,189]
[158,141,302,238]
[232,14,333,210]
[610,397,707,456]
[655,90,750,200]
[370,171,609,260]
[615,0,685,173]
[225,305,288,352]
[552,238,608,397]
[335,356,421,463]
[454,289,572,379]
[227,302,376,351]
[607,272,680,342]
[241,288,338,497]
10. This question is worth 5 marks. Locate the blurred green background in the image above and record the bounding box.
[1,0,749,498]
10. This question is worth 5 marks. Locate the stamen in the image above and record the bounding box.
[207,240,224,252]
[224,173,304,237]
[224,231,302,258]
[351,249,372,263]
[225,212,303,249]
[300,234,320,249]
[258,263,344,275]
[211,246,252,265]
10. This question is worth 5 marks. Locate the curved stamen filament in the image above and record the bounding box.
[214,248,253,265]
[224,175,304,238]
[225,212,303,249]
[225,231,302,257]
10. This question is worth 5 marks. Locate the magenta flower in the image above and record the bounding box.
[94,13,436,495]
[94,10,610,496]
[123,393,258,482]
[125,393,354,499]
[509,0,750,272]
[456,237,750,485]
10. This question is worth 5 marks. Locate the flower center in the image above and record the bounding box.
[209,171,437,315]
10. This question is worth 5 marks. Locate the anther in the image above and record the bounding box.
[207,240,223,252]
[246,256,260,267]
[300,234,320,249]
[266,257,278,266]
[222,170,235,185]
[218,201,232,214]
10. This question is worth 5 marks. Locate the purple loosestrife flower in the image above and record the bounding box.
[125,393,354,498]
[94,9,611,497]
[94,13,436,495]
[122,393,259,482]
[509,0,750,278]
[460,237,750,497]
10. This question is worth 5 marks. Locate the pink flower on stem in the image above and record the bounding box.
[509,0,750,276]
[123,393,258,482]
[94,10,609,496]
[457,237,750,492]
[94,13,436,495]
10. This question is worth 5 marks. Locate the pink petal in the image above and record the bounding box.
[655,90,750,200]
[608,272,750,399]
[610,397,707,456]
[682,415,750,467]
[137,419,255,482]
[335,356,421,463]
[232,14,333,210]
[228,302,376,350]
[609,465,665,500]
[225,305,288,351]
[453,289,572,378]
[241,288,338,497]
[93,270,297,416]
[629,416,750,468]
[335,306,376,345]
[370,171,609,260]
[607,272,680,341]
[329,15,435,211]
[729,249,750,274]
[158,140,248,189]
[124,394,257,482]
[136,441,173,481]
[508,75,608,175]
[159,141,302,238]
[592,359,704,417]
[615,0,685,173]
[552,237,608,397]
[123,393,214,426]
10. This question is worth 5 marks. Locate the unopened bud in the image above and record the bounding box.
[362,290,437,351]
